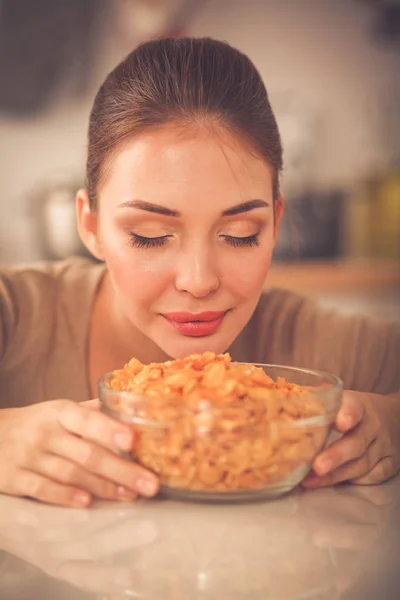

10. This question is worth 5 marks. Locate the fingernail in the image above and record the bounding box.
[137,477,158,497]
[72,492,91,507]
[316,457,334,475]
[117,486,137,500]
[340,413,354,429]
[114,431,133,451]
[302,475,320,488]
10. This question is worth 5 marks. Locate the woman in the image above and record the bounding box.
[0,38,399,508]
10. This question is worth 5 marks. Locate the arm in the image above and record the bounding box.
[0,267,158,506]
[294,302,400,486]
[303,390,400,487]
[0,399,159,506]
[292,300,400,396]
[255,290,400,486]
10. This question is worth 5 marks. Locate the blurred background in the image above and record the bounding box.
[0,0,399,319]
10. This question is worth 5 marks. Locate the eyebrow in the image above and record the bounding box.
[118,198,269,217]
[222,199,269,216]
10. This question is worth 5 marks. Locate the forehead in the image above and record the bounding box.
[100,124,273,209]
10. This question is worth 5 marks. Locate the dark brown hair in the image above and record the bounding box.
[86,37,283,207]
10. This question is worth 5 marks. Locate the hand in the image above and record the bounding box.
[303,391,400,488]
[0,399,159,507]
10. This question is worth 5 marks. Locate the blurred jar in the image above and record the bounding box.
[32,177,91,260]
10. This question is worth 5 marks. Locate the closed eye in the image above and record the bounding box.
[221,233,260,247]
[129,233,170,248]
[129,232,261,249]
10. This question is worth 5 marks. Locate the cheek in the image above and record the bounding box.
[101,231,171,306]
[221,247,273,297]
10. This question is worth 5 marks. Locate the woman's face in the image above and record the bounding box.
[86,125,282,358]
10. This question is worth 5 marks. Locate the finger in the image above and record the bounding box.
[48,433,159,497]
[31,453,137,502]
[351,456,398,486]
[335,392,365,433]
[13,469,92,508]
[303,438,382,488]
[56,401,134,452]
[79,399,100,409]
[312,424,375,477]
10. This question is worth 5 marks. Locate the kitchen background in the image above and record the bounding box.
[0,0,399,319]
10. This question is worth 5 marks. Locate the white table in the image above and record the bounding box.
[1,476,399,599]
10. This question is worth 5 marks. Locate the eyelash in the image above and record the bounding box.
[129,233,260,249]
[222,234,260,248]
[129,233,169,248]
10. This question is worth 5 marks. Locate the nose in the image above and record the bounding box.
[174,242,220,298]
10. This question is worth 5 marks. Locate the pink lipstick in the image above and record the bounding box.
[162,311,226,337]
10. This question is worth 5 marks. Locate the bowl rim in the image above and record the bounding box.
[98,362,343,429]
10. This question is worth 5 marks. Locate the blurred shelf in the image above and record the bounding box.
[267,260,400,294]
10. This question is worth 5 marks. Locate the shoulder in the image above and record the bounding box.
[0,256,105,296]
[248,287,317,348]
[253,287,312,321]
[0,257,105,364]
[0,256,104,287]
[230,288,315,363]
[0,257,104,324]
[249,287,400,394]
[251,286,400,338]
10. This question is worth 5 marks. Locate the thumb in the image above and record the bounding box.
[336,392,364,433]
[79,399,100,410]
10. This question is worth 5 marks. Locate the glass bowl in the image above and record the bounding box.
[99,364,343,502]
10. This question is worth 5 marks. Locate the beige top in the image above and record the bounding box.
[0,257,399,409]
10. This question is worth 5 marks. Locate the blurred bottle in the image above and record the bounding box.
[345,177,377,259]
[371,170,400,259]
[345,169,400,259]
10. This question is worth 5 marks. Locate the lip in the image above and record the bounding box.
[162,311,227,337]
[163,311,226,323]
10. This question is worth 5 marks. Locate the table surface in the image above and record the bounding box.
[1,476,399,600]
